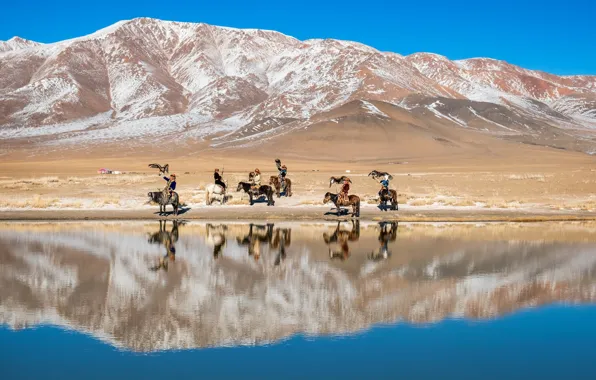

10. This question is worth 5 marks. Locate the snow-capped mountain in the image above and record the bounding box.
[1,18,595,152]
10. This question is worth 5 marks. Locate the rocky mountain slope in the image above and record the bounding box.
[1,18,595,154]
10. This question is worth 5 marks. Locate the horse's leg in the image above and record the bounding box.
[249,193,254,206]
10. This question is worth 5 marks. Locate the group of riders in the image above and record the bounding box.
[160,159,288,201]
[158,158,392,207]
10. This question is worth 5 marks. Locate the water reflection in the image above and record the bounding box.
[369,222,398,261]
[148,220,181,271]
[323,220,360,260]
[1,221,596,352]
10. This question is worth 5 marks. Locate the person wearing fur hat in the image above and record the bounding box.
[275,159,287,190]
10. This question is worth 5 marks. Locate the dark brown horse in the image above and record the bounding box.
[269,176,292,197]
[323,192,360,217]
[379,189,398,211]
[236,182,275,206]
[147,191,179,216]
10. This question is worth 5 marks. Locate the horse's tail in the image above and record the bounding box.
[356,197,361,217]
[205,186,210,205]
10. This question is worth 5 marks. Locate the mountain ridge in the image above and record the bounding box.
[1,17,595,155]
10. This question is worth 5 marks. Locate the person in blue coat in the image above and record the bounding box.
[163,174,177,200]
[379,177,389,197]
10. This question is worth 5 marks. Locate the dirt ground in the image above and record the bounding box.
[1,144,596,220]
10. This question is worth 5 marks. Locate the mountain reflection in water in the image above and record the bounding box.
[1,221,595,352]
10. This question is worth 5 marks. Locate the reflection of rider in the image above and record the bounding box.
[163,174,177,200]
[338,177,350,204]
[275,159,287,189]
[149,221,178,271]
[214,168,226,192]
[372,222,397,260]
[324,220,360,261]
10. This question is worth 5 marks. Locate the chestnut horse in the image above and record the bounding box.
[323,192,360,217]
[269,176,292,197]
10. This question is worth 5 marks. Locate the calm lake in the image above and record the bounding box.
[1,220,596,379]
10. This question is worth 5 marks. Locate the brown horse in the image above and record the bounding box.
[236,182,275,206]
[323,192,360,217]
[379,189,398,211]
[269,176,292,197]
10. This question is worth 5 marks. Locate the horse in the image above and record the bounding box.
[148,163,169,175]
[329,176,352,188]
[236,223,275,261]
[323,192,360,217]
[368,170,393,180]
[379,188,399,211]
[205,183,228,205]
[148,220,180,245]
[269,176,292,197]
[369,222,398,261]
[148,191,179,216]
[323,220,360,260]
[272,227,291,266]
[236,182,275,206]
[148,220,180,271]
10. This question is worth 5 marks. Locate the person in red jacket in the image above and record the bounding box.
[338,177,350,204]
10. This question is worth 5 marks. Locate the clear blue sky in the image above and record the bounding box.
[1,0,594,75]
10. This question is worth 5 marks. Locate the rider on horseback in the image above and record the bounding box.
[379,177,389,198]
[163,174,177,200]
[338,177,350,204]
[251,168,261,191]
[214,168,226,193]
[275,159,287,190]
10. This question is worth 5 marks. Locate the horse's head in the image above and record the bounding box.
[368,170,378,178]
[236,182,244,192]
[323,192,333,204]
[269,176,277,184]
[147,192,158,203]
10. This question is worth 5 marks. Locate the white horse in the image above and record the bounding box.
[205,183,227,205]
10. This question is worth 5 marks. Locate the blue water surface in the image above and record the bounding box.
[2,305,595,380]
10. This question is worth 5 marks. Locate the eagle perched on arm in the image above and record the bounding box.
[329,176,352,188]
[148,163,169,175]
[368,170,393,180]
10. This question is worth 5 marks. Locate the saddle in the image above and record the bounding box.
[336,193,350,205]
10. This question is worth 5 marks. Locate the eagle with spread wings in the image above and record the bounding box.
[148,163,169,175]
[329,176,352,188]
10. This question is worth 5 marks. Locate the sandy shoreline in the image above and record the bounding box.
[2,206,596,222]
